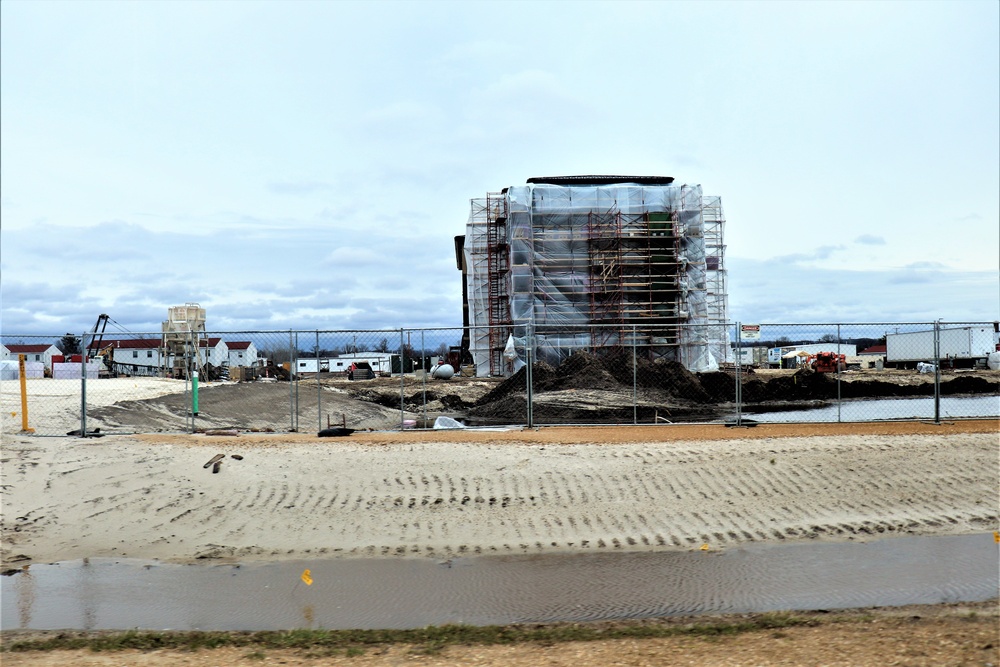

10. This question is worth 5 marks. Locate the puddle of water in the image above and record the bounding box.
[743,395,999,422]
[2,533,996,631]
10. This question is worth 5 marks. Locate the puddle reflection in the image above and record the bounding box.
[3,533,997,631]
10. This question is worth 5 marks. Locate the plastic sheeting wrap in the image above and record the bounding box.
[466,182,724,375]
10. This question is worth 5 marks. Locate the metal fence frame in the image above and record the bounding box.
[1,321,997,436]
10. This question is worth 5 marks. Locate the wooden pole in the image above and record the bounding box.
[18,354,34,434]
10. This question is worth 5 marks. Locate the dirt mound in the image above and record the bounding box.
[840,379,930,399]
[467,394,528,423]
[542,352,622,392]
[750,368,837,401]
[467,351,716,424]
[474,362,557,407]
[476,351,709,406]
[696,371,736,402]
[938,375,999,395]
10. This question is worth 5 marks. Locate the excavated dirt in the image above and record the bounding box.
[36,353,1000,434]
[463,352,999,424]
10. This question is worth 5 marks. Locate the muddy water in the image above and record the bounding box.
[744,394,999,423]
[2,533,996,631]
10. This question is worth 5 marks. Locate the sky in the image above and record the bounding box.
[2,0,998,338]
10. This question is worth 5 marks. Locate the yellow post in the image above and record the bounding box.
[18,354,35,434]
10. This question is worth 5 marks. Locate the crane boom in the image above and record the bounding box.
[89,314,110,360]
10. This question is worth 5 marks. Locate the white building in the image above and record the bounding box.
[295,352,393,375]
[88,337,258,373]
[1,344,61,371]
[226,341,259,367]
[197,337,229,367]
[90,339,164,370]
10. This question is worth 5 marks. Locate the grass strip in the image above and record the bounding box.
[1,612,823,654]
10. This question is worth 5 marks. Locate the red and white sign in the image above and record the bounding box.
[740,324,761,341]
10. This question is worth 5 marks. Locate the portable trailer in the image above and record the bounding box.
[885,325,999,369]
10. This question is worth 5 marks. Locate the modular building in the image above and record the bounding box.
[295,353,393,375]
[734,347,770,367]
[458,176,729,376]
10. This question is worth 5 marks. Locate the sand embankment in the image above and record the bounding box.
[2,422,997,566]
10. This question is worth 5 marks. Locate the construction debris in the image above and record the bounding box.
[203,454,225,469]
[318,427,355,437]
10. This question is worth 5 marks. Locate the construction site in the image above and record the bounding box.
[457,176,729,377]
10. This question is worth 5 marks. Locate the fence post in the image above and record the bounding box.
[421,330,426,427]
[735,321,742,426]
[399,328,406,430]
[526,324,534,429]
[933,320,941,424]
[837,323,842,423]
[80,331,88,437]
[184,344,191,433]
[632,325,638,425]
[295,332,301,432]
[289,330,295,432]
[316,330,322,433]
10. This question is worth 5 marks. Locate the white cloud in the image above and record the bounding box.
[2,1,997,335]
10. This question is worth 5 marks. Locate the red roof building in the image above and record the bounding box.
[3,344,56,354]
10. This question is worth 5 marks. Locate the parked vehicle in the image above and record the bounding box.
[808,352,846,373]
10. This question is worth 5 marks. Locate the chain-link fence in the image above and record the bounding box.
[2,322,997,436]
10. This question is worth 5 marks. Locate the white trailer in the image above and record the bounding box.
[886,325,999,368]
[733,347,769,366]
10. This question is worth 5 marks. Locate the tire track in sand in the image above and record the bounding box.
[1,433,996,563]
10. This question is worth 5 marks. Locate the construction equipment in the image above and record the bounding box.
[809,352,846,373]
[87,314,110,360]
[347,362,374,380]
[85,314,116,377]
[162,304,207,379]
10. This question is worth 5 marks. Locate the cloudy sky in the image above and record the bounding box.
[2,0,998,337]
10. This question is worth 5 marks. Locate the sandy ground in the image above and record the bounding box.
[2,421,997,566]
[3,421,998,665]
[0,377,193,436]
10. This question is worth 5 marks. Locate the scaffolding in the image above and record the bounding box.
[464,180,727,375]
[702,196,730,363]
[587,209,625,348]
[485,192,511,375]
[465,194,513,376]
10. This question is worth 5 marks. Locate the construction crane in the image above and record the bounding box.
[88,314,111,361]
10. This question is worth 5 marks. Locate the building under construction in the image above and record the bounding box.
[457,176,729,376]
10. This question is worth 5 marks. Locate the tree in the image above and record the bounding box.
[259,346,290,364]
[774,336,792,346]
[375,338,390,353]
[818,334,838,343]
[58,334,81,355]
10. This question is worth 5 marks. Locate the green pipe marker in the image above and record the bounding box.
[192,370,199,415]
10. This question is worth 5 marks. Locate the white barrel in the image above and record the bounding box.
[431,363,455,379]
[987,351,1000,371]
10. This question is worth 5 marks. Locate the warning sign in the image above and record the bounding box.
[740,324,761,341]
